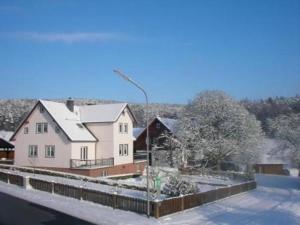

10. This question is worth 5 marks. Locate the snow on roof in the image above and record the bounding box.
[133,127,144,139]
[79,103,128,123]
[40,100,97,142]
[0,130,14,142]
[0,130,14,145]
[157,116,177,133]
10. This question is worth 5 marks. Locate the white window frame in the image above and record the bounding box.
[28,145,38,158]
[119,144,123,156]
[124,144,128,156]
[36,123,48,134]
[45,145,55,158]
[119,123,123,133]
[80,146,88,160]
[124,123,128,133]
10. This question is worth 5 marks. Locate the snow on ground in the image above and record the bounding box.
[0,168,157,200]
[0,173,299,225]
[103,166,237,193]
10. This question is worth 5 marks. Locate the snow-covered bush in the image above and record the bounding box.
[163,175,199,197]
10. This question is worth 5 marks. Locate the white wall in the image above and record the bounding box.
[85,123,114,159]
[14,103,72,168]
[85,107,135,166]
[113,108,134,165]
[71,142,96,160]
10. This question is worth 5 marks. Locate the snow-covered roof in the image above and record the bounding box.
[0,130,14,142]
[11,99,136,142]
[133,116,178,140]
[0,130,14,146]
[156,116,177,133]
[79,103,129,123]
[133,128,144,139]
[40,100,97,142]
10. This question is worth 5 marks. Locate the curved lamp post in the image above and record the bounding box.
[113,69,150,218]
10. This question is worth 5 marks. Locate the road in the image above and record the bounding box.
[0,192,95,225]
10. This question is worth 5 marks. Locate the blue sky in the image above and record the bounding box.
[0,0,299,103]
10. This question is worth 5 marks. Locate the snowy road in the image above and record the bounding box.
[0,174,299,225]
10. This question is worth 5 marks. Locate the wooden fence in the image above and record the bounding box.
[152,181,256,218]
[0,171,23,187]
[0,170,256,218]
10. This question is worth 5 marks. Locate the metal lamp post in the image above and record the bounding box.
[113,69,151,218]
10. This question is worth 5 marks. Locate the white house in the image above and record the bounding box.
[10,99,146,177]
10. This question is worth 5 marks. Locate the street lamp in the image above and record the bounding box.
[113,69,151,218]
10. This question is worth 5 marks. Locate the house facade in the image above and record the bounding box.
[133,116,177,165]
[10,99,146,177]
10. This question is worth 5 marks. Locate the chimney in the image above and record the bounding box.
[66,98,74,112]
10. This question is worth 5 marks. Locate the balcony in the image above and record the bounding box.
[133,151,148,161]
[70,158,114,169]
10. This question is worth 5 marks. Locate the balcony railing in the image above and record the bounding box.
[70,158,114,169]
[133,151,148,161]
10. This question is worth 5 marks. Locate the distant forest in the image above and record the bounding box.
[0,96,299,137]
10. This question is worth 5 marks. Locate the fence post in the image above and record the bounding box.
[79,186,83,201]
[153,199,160,218]
[180,195,184,211]
[23,176,31,190]
[113,192,117,209]
[51,181,55,194]
[7,171,10,184]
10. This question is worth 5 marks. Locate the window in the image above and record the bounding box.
[28,145,38,157]
[119,144,123,156]
[36,123,48,133]
[119,123,123,133]
[45,145,55,158]
[80,146,88,160]
[119,144,128,156]
[39,105,44,113]
[156,122,161,129]
[124,144,128,156]
[124,123,128,133]
[24,127,29,134]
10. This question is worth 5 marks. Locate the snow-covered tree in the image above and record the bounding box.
[151,130,181,167]
[268,113,300,166]
[175,91,263,169]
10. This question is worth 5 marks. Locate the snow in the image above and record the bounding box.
[156,116,177,133]
[259,138,293,165]
[40,100,96,142]
[0,130,13,142]
[79,103,129,123]
[0,174,299,224]
[0,168,154,200]
[133,127,144,139]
